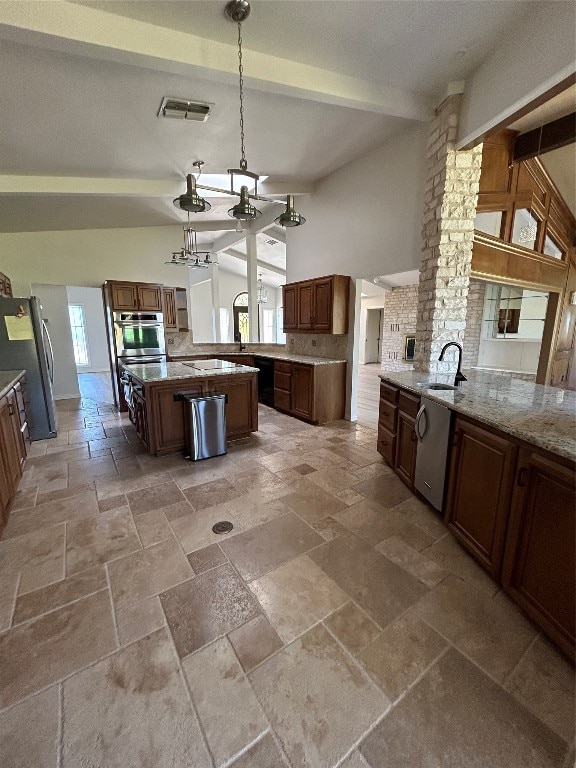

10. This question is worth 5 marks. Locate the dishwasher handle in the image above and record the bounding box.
[415,404,428,441]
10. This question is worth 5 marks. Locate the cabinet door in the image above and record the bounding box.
[282,285,298,331]
[0,393,22,496]
[312,278,333,331]
[291,364,314,420]
[0,449,11,530]
[162,288,177,329]
[137,284,163,312]
[502,450,575,660]
[377,424,395,465]
[132,391,149,450]
[395,411,417,487]
[175,288,189,332]
[445,417,517,578]
[110,283,138,311]
[206,376,257,437]
[297,282,314,329]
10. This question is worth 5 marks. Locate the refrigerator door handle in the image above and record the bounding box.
[415,404,428,441]
[42,320,55,384]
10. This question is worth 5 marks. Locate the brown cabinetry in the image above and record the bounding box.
[273,361,345,424]
[291,364,314,420]
[0,270,12,298]
[162,288,177,329]
[445,416,518,578]
[502,450,575,660]
[108,281,163,312]
[377,381,419,489]
[282,275,350,334]
[0,376,28,534]
[135,373,258,456]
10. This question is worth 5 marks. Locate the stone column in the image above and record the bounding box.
[415,93,482,374]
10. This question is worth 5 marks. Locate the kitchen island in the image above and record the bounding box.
[121,360,258,456]
[377,370,575,661]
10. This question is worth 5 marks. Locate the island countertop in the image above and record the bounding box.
[122,360,259,384]
[168,351,347,366]
[0,370,25,399]
[379,370,576,462]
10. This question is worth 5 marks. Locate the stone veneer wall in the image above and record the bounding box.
[415,93,482,374]
[380,285,418,371]
[462,279,486,369]
[285,333,348,360]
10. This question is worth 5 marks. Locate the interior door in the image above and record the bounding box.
[364,309,382,363]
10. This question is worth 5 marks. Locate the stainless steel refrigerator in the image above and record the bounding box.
[0,297,57,440]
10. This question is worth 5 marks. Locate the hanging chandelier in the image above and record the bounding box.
[172,0,306,228]
[257,274,268,304]
[165,215,216,269]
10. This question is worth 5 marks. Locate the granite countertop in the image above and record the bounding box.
[123,361,259,384]
[379,370,576,462]
[168,351,347,366]
[0,370,25,399]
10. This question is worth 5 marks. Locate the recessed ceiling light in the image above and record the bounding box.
[158,97,213,122]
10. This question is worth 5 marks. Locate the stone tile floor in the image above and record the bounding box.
[0,396,574,767]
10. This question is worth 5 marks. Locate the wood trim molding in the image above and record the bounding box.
[471,232,568,292]
[513,112,576,162]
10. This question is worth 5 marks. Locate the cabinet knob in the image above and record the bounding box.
[8,403,14,415]
[517,467,528,487]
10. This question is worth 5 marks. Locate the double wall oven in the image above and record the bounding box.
[112,311,166,412]
[113,311,166,365]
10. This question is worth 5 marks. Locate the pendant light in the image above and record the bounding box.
[170,2,307,228]
[257,273,268,304]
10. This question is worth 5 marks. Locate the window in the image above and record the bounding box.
[68,304,90,366]
[262,308,275,343]
[543,233,563,260]
[219,307,230,342]
[474,210,504,238]
[277,308,286,344]
[233,292,249,343]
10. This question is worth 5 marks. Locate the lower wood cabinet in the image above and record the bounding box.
[377,381,419,489]
[502,449,575,660]
[204,376,258,437]
[273,361,346,424]
[444,416,518,579]
[0,377,28,533]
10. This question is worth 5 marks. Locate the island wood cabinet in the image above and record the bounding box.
[282,275,350,334]
[502,449,575,660]
[377,382,419,488]
[273,361,346,424]
[124,371,258,456]
[108,281,163,312]
[0,377,28,534]
[444,416,518,579]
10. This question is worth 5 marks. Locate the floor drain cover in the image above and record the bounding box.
[212,521,233,535]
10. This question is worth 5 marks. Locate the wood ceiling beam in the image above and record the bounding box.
[513,112,576,162]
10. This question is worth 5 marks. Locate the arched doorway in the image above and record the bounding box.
[233,292,249,343]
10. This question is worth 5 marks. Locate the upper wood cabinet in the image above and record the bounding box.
[162,287,177,329]
[108,282,163,312]
[282,275,350,334]
[0,270,12,298]
[283,285,298,331]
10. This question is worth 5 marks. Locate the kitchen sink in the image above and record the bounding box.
[417,382,458,391]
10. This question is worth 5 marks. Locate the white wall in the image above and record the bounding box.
[477,338,541,374]
[459,2,576,147]
[31,283,80,400]
[1,225,190,296]
[190,280,214,343]
[66,286,110,373]
[286,123,428,282]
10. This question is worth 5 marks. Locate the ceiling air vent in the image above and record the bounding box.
[266,239,278,245]
[158,97,213,122]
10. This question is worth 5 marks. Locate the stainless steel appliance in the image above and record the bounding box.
[414,396,451,510]
[182,394,227,461]
[0,296,57,440]
[113,312,166,360]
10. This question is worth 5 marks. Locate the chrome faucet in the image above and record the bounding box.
[439,342,467,387]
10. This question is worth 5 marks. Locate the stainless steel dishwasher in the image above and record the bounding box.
[414,396,451,510]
